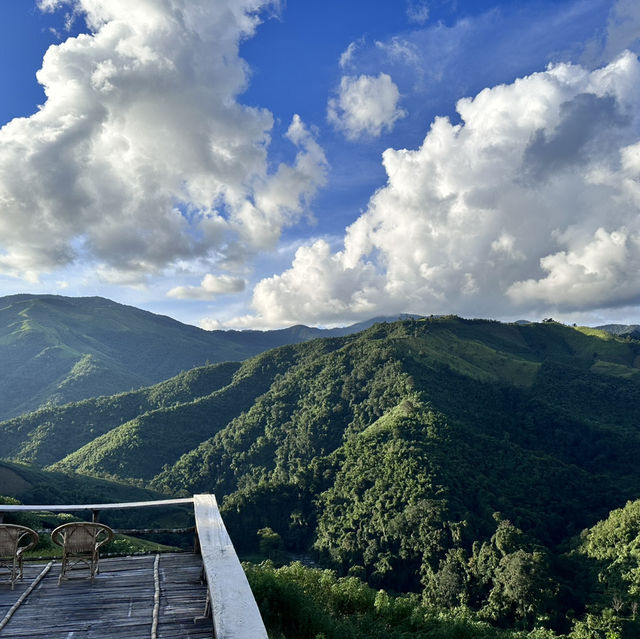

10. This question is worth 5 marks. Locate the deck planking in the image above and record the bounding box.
[0,553,212,638]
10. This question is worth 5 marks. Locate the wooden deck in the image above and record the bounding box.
[0,553,212,638]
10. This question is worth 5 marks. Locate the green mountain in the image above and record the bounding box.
[0,294,414,421]
[0,361,241,468]
[148,319,640,553]
[0,458,165,506]
[5,314,640,636]
[0,459,193,532]
[0,294,246,419]
[4,315,640,634]
[596,323,640,339]
[4,317,640,541]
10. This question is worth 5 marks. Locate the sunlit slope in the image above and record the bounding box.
[151,316,640,489]
[0,361,240,467]
[0,294,253,419]
[134,317,640,592]
[48,349,297,480]
[6,316,640,486]
[0,294,416,421]
[4,314,640,577]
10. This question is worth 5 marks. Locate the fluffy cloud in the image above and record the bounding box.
[0,0,326,285]
[240,52,640,327]
[328,73,406,140]
[508,228,640,309]
[235,115,328,250]
[168,274,245,300]
[339,40,362,70]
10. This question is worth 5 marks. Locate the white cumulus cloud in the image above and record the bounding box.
[328,73,407,140]
[168,274,246,300]
[0,0,326,287]
[237,51,640,327]
[508,227,640,309]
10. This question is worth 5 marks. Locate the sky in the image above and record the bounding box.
[0,0,639,330]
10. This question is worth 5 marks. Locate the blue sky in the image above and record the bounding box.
[0,0,639,329]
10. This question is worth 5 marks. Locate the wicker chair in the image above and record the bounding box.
[0,524,39,590]
[51,521,113,584]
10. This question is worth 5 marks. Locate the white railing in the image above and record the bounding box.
[0,496,194,522]
[194,494,268,639]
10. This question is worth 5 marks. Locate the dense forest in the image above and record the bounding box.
[2,315,640,637]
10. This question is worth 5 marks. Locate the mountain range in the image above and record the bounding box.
[3,315,640,546]
[3,292,635,425]
[0,293,414,420]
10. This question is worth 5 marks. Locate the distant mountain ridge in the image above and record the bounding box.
[595,323,640,338]
[0,293,418,420]
[1,292,636,423]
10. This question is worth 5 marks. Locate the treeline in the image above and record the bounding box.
[246,560,546,639]
[247,494,640,638]
[246,513,640,639]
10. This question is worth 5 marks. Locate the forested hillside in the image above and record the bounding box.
[3,315,640,636]
[0,294,249,419]
[0,361,241,468]
[0,294,409,420]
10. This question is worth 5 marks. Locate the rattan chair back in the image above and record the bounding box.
[51,521,113,584]
[0,524,39,589]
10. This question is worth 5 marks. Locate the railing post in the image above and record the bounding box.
[193,528,201,555]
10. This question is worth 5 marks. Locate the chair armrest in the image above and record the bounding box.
[50,529,64,548]
[15,528,39,555]
[95,526,114,549]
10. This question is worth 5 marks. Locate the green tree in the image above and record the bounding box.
[484,549,554,627]
[258,526,284,560]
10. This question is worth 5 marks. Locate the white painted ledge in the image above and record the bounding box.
[194,494,268,639]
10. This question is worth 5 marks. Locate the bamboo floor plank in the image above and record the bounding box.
[0,553,212,638]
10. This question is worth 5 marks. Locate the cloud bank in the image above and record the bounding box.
[0,0,326,284]
[600,0,640,63]
[237,52,640,327]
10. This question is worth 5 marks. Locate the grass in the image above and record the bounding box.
[403,332,540,387]
[590,360,640,379]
